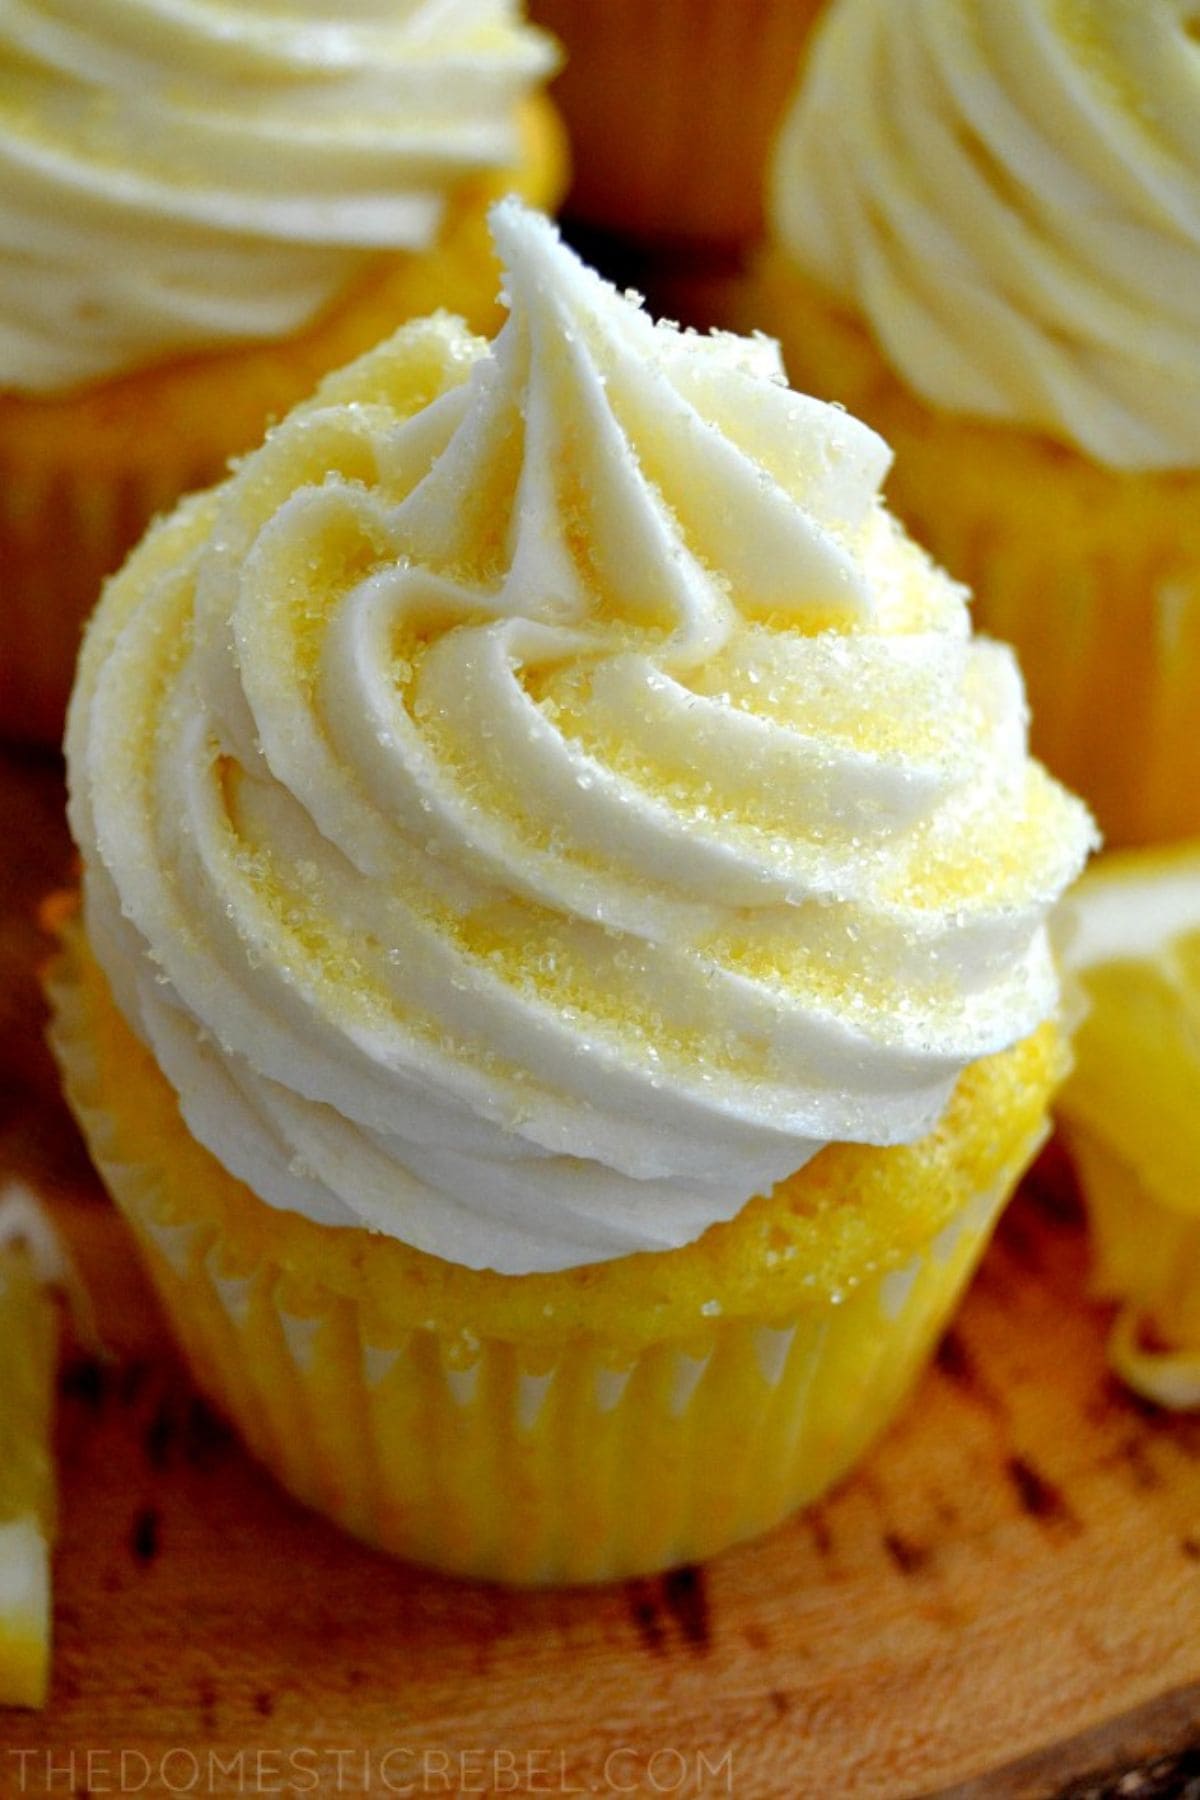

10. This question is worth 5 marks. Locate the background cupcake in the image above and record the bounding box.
[743,0,1200,848]
[0,0,564,745]
[52,203,1092,1585]
[530,0,826,252]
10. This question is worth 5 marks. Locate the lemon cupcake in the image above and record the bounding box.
[529,0,826,250]
[745,0,1200,849]
[0,0,564,746]
[50,201,1093,1585]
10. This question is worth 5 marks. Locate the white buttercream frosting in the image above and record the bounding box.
[772,0,1200,471]
[66,201,1094,1274]
[0,0,556,393]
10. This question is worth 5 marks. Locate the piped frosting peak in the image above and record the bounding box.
[67,202,1095,1272]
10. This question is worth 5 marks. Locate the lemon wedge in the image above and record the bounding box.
[0,1238,58,1708]
[1057,842,1200,1407]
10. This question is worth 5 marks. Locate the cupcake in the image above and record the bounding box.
[745,0,1200,849]
[50,201,1093,1585]
[0,0,564,745]
[529,0,826,251]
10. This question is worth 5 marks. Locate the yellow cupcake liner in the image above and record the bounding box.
[0,99,567,746]
[531,0,826,249]
[0,452,214,746]
[47,921,1059,1585]
[742,255,1200,850]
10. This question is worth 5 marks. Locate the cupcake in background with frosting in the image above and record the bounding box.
[0,0,564,744]
[746,0,1200,847]
[49,201,1093,1584]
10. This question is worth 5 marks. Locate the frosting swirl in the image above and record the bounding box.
[0,0,556,393]
[66,202,1094,1274]
[772,0,1200,471]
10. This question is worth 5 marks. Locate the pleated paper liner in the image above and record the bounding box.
[531,0,828,249]
[48,920,1063,1585]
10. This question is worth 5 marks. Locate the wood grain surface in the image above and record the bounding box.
[2,745,1200,1800]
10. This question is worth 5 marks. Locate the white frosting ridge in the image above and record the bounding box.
[0,0,556,392]
[772,0,1200,471]
[67,202,1094,1274]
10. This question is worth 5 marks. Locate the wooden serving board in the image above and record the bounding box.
[3,745,1200,1800]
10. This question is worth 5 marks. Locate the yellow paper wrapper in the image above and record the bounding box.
[740,255,1200,850]
[0,100,567,746]
[530,0,827,248]
[48,919,1063,1585]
